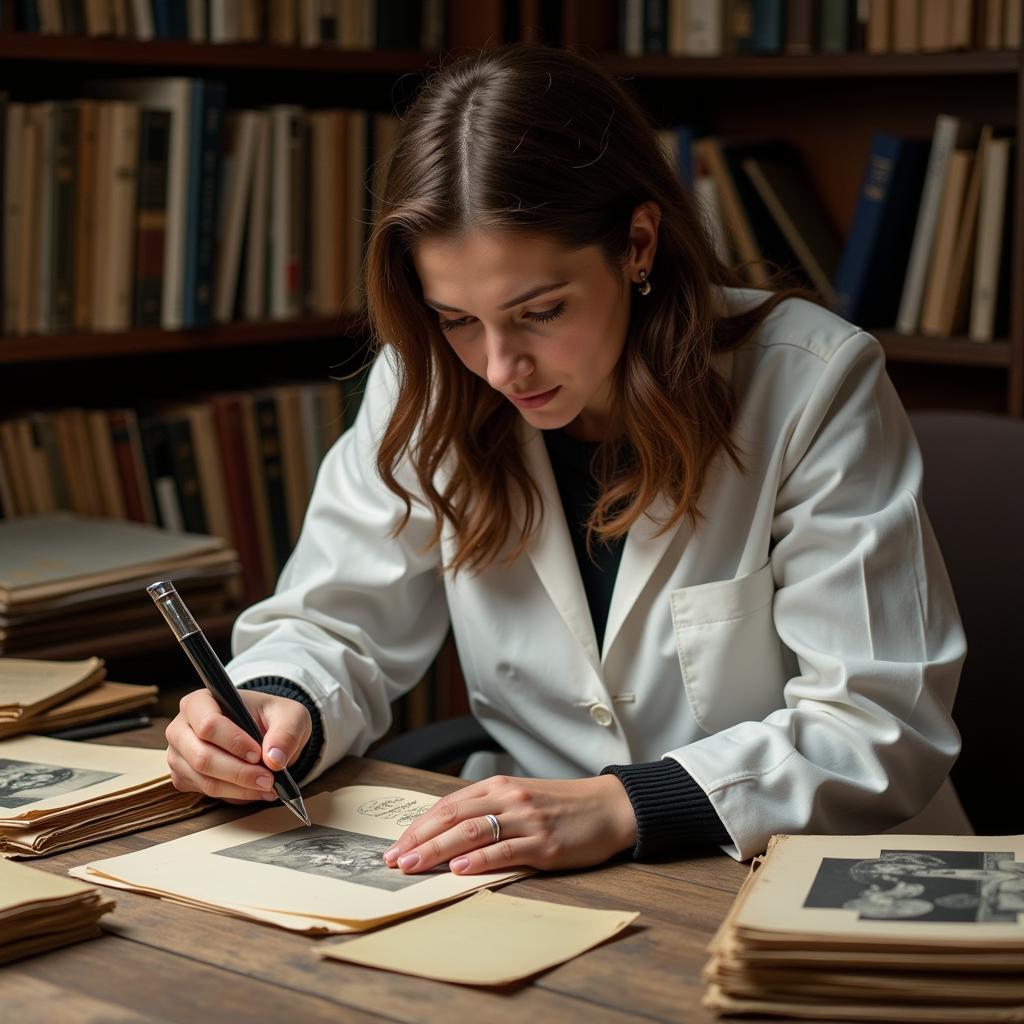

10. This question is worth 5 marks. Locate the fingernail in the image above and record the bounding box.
[383,845,398,864]
[268,747,287,768]
[450,857,469,873]
[397,852,420,870]
[244,751,260,764]
[256,774,273,789]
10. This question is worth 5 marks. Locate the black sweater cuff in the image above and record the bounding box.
[237,675,325,783]
[601,758,731,859]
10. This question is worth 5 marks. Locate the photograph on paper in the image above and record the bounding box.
[215,825,439,892]
[805,849,1024,923]
[0,757,118,809]
[734,834,1024,943]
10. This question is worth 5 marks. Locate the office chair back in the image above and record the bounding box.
[910,410,1024,835]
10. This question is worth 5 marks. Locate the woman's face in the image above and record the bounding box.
[412,229,635,442]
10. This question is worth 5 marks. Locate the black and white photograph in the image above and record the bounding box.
[213,825,438,892]
[0,757,119,809]
[804,849,1024,923]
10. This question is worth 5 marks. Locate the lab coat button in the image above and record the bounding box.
[590,703,613,727]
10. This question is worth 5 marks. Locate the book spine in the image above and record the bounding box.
[895,115,961,334]
[752,0,784,53]
[108,408,155,523]
[834,134,900,322]
[139,417,180,530]
[194,81,225,327]
[643,0,668,52]
[211,396,268,601]
[253,394,292,572]
[49,102,78,333]
[134,109,171,328]
[165,416,209,534]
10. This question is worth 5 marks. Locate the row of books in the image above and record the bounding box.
[619,0,1023,57]
[2,0,444,49]
[663,113,1015,341]
[1,84,402,335]
[0,376,355,604]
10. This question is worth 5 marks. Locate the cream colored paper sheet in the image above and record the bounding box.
[70,786,529,929]
[0,735,170,819]
[319,889,639,985]
[0,657,104,719]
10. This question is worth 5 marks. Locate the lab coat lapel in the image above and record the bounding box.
[601,347,735,663]
[601,493,685,662]
[519,425,602,674]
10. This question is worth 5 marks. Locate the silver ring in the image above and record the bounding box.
[484,813,501,844]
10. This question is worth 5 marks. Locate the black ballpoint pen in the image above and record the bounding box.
[147,579,311,827]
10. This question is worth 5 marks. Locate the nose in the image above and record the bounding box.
[483,327,533,391]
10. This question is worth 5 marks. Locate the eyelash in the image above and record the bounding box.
[438,301,567,333]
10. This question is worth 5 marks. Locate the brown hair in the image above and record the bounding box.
[365,43,820,574]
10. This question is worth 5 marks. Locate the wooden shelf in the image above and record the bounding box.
[876,332,1012,368]
[593,49,1022,79]
[0,32,435,73]
[0,316,361,364]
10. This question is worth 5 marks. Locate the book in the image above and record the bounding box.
[969,137,1013,342]
[896,115,979,334]
[134,108,172,328]
[932,125,995,337]
[833,134,930,328]
[741,150,841,306]
[918,148,974,336]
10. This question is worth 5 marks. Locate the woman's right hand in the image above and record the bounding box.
[165,688,312,804]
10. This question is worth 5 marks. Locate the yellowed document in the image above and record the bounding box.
[0,657,105,720]
[0,735,171,819]
[71,786,530,932]
[319,889,639,985]
[735,833,1024,948]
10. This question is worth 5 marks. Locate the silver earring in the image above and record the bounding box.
[637,269,651,296]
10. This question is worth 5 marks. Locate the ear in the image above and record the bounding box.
[626,201,661,281]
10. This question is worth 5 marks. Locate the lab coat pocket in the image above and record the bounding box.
[670,561,788,734]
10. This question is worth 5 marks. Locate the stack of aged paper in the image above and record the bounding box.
[704,833,1024,1021]
[0,858,114,964]
[0,513,240,657]
[0,735,209,857]
[72,785,530,933]
[0,656,157,739]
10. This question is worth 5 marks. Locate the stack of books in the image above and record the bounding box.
[0,513,240,658]
[0,858,113,965]
[0,734,209,857]
[0,656,157,739]
[704,833,1024,1020]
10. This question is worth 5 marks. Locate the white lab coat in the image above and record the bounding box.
[225,287,970,860]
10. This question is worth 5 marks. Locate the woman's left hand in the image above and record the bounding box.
[382,774,637,875]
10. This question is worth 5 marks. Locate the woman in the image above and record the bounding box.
[165,44,968,870]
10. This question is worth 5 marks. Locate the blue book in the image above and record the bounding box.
[833,134,930,328]
[752,0,785,54]
[182,80,226,328]
[152,0,188,39]
[674,126,696,190]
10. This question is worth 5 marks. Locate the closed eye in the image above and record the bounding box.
[438,301,567,333]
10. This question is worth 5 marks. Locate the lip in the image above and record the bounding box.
[507,386,561,409]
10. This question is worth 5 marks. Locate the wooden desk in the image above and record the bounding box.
[5,721,751,1024]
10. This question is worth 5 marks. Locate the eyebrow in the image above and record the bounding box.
[423,281,569,314]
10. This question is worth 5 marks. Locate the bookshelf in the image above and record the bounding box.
[1,1,1021,691]
[551,0,1024,416]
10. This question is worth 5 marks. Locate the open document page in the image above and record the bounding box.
[72,785,530,933]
